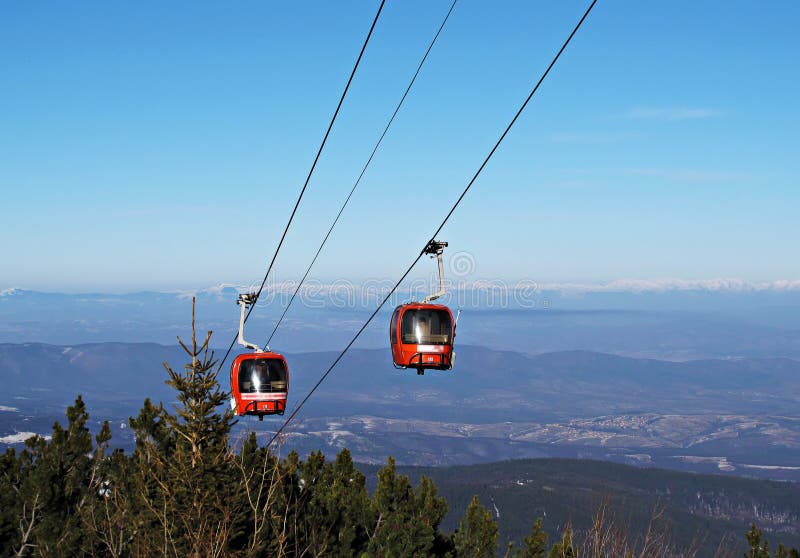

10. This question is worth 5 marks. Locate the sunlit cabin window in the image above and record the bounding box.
[239,359,288,393]
[400,309,452,345]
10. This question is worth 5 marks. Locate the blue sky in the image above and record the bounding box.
[2,1,798,291]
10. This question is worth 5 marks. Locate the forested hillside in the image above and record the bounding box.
[376,459,800,556]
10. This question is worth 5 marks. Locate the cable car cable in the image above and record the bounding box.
[216,0,387,375]
[265,0,458,349]
[266,0,598,447]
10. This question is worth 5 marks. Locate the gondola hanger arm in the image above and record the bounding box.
[237,293,266,352]
[422,240,448,303]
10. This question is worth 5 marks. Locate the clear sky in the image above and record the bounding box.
[2,1,798,291]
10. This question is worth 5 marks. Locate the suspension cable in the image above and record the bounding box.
[216,0,387,375]
[265,0,458,348]
[267,0,598,447]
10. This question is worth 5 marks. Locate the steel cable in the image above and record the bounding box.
[216,0,387,377]
[264,0,459,349]
[267,0,598,447]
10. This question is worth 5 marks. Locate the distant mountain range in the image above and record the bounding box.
[1,342,798,480]
[3,286,800,359]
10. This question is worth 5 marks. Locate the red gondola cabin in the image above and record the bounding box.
[390,302,455,374]
[230,352,289,417]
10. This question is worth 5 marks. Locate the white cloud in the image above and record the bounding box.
[625,107,721,121]
[0,406,19,412]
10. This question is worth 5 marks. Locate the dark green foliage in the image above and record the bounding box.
[293,448,372,556]
[18,396,93,556]
[121,301,242,557]
[367,456,450,557]
[522,517,548,558]
[453,495,498,558]
[746,524,799,558]
[547,527,575,558]
[747,523,772,558]
[371,457,800,556]
[0,447,22,556]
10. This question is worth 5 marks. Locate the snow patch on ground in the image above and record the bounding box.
[674,455,735,471]
[0,432,51,444]
[68,350,85,363]
[0,405,19,412]
[741,464,800,471]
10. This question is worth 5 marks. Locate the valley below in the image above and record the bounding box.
[1,341,798,482]
[274,413,800,481]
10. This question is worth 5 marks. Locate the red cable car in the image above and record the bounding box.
[390,240,458,375]
[230,294,289,419]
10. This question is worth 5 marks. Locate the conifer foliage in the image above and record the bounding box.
[454,495,498,558]
[0,300,798,557]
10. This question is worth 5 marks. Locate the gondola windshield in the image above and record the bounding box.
[238,358,288,394]
[400,308,452,345]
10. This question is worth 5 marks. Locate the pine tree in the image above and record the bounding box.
[778,545,800,558]
[367,456,449,557]
[128,298,236,557]
[294,448,372,557]
[14,396,95,556]
[127,396,174,554]
[453,495,498,558]
[521,517,548,558]
[548,526,575,558]
[80,421,140,556]
[0,447,23,556]
[230,431,285,557]
[329,447,372,552]
[746,523,771,558]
